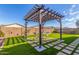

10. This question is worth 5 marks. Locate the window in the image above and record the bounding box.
[11,32,12,34]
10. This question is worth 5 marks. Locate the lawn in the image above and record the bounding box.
[0,33,79,55]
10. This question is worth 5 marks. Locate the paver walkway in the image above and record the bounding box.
[27,39,64,50]
[73,46,79,55]
[57,38,79,55]
[71,38,79,45]
[27,38,79,54]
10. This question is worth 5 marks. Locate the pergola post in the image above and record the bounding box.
[59,19,62,40]
[25,20,27,40]
[39,23,42,48]
[39,10,42,48]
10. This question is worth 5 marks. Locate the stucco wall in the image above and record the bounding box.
[1,26,25,37]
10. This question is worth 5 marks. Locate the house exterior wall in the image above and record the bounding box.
[0,24,54,37]
[27,27,54,35]
[1,26,25,37]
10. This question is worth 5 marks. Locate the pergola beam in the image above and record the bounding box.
[25,5,44,20]
[24,6,63,22]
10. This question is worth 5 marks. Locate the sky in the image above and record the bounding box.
[0,4,79,28]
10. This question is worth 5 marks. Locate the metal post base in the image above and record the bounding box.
[34,46,46,52]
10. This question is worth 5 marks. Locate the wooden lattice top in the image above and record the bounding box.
[24,5,64,23]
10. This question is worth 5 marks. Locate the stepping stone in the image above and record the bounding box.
[46,41,50,43]
[37,43,39,45]
[51,43,55,45]
[54,46,62,50]
[68,45,76,48]
[59,40,64,42]
[44,45,50,48]
[56,41,60,44]
[77,47,79,49]
[52,39,57,41]
[69,44,76,46]
[73,52,79,55]
[56,40,60,42]
[47,40,52,41]
[32,42,37,44]
[62,49,72,54]
[31,44,37,47]
[53,41,57,44]
[48,43,53,47]
[55,41,60,44]
[52,40,63,45]
[34,41,38,42]
[73,53,79,55]
[70,44,77,46]
[70,43,78,46]
[33,41,37,43]
[75,50,79,53]
[27,41,33,44]
[57,40,64,44]
[58,44,65,47]
[61,43,67,46]
[70,38,79,45]
[43,41,46,44]
[53,42,58,45]
[65,47,74,51]
[57,52,67,55]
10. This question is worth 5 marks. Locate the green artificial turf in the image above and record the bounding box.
[0,33,79,55]
[4,38,8,46]
[6,38,10,45]
[0,43,58,55]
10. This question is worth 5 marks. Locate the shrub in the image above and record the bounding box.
[0,30,4,37]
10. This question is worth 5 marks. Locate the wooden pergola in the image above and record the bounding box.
[24,4,64,48]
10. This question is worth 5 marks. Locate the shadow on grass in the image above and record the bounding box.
[0,43,38,55]
[63,36,78,44]
[39,47,59,55]
[0,43,58,55]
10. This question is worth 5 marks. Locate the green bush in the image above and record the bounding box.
[0,30,4,37]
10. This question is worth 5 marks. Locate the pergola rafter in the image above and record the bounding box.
[24,4,64,48]
[24,5,64,23]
